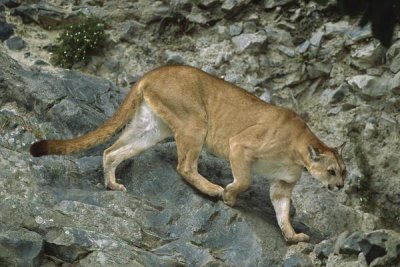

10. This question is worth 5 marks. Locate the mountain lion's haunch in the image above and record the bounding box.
[30,65,347,243]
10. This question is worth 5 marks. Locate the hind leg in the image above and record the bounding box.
[103,102,172,191]
[175,128,224,197]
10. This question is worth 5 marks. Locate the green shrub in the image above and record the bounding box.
[52,17,107,69]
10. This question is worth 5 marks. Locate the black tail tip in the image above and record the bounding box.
[30,140,48,157]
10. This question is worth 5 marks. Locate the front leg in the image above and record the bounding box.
[270,180,310,243]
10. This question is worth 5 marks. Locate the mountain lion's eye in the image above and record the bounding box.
[328,169,336,176]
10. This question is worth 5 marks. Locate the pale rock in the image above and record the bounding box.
[351,43,386,69]
[389,71,400,95]
[363,122,377,139]
[389,53,400,73]
[229,22,243,36]
[347,75,389,99]
[264,25,293,45]
[277,45,295,57]
[221,0,251,17]
[231,32,267,53]
[310,30,324,47]
[259,90,272,103]
[320,83,348,104]
[296,40,310,54]
[186,7,214,25]
[165,50,185,64]
[197,0,221,8]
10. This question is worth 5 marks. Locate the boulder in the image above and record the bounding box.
[232,32,267,53]
[347,75,390,100]
[0,229,43,267]
[11,2,68,28]
[5,35,25,50]
[0,20,13,41]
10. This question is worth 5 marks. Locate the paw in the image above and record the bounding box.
[107,182,127,192]
[209,185,224,197]
[222,189,236,207]
[285,233,310,243]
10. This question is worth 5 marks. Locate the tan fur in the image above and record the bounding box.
[30,65,347,243]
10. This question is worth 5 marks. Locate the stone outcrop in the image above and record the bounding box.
[0,0,399,266]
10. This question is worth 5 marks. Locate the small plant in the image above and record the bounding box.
[52,17,107,69]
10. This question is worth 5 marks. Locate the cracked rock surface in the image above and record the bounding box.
[0,0,400,266]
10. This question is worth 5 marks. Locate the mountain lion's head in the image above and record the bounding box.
[307,143,347,190]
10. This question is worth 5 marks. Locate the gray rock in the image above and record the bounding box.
[277,45,295,57]
[229,22,243,36]
[5,35,26,50]
[139,1,171,24]
[0,0,20,8]
[310,30,324,47]
[216,25,230,40]
[328,230,400,267]
[389,71,400,95]
[264,25,293,45]
[327,106,342,116]
[306,61,332,79]
[243,21,257,33]
[259,89,272,103]
[221,0,251,17]
[119,20,145,43]
[37,2,66,28]
[263,0,295,9]
[324,21,350,37]
[347,75,390,99]
[185,7,214,25]
[0,21,13,41]
[214,52,230,67]
[363,231,388,264]
[34,59,49,66]
[362,122,378,139]
[0,229,43,267]
[319,83,349,104]
[283,253,313,267]
[314,239,334,260]
[201,64,218,75]
[44,227,95,263]
[339,232,365,255]
[10,3,38,24]
[11,3,65,27]
[351,43,386,69]
[232,32,267,53]
[389,54,400,73]
[103,59,120,73]
[165,50,185,64]
[334,231,350,254]
[197,0,221,9]
[324,21,371,44]
[296,40,310,54]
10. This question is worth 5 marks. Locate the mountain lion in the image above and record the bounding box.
[30,65,347,243]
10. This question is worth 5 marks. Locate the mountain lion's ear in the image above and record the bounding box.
[308,145,321,162]
[337,142,346,155]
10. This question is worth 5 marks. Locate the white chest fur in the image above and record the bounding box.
[252,159,302,184]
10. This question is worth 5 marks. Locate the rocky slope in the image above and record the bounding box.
[0,0,399,266]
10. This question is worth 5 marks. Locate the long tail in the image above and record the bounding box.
[30,84,143,157]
